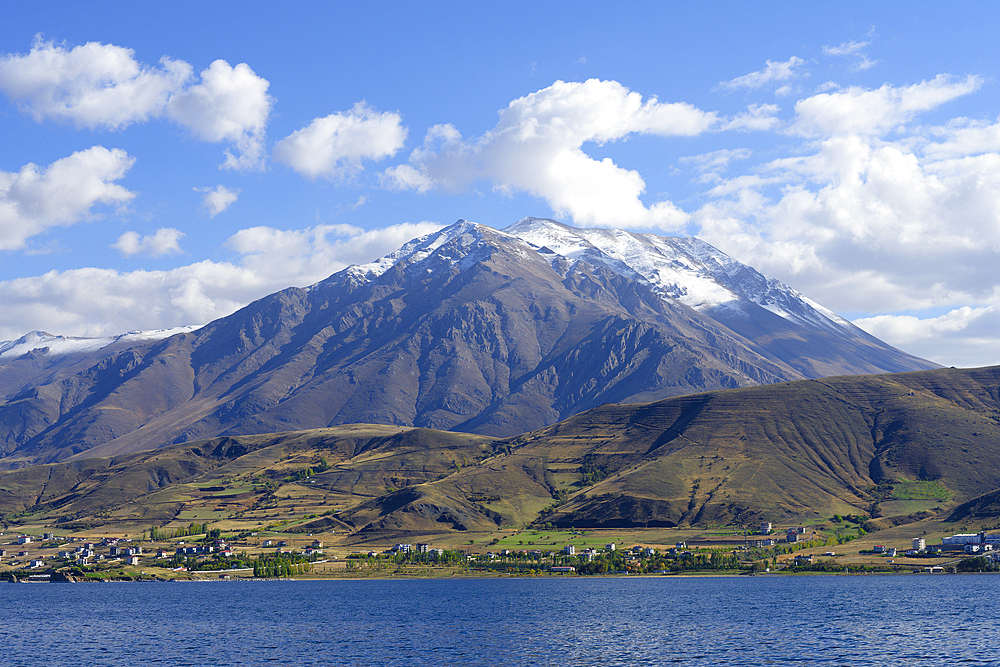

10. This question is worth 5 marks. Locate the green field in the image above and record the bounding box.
[891,480,950,501]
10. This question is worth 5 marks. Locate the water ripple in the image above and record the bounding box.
[2,575,1000,665]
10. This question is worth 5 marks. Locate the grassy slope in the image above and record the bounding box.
[409,366,1000,531]
[2,366,1000,539]
[0,425,496,531]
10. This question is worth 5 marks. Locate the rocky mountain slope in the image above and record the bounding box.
[0,219,936,468]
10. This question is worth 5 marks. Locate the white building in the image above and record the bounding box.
[912,538,925,552]
[563,545,575,555]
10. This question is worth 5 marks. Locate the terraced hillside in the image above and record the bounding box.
[362,365,1000,534]
[1,366,999,539]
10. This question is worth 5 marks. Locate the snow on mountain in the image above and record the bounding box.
[505,217,851,332]
[0,325,202,361]
[343,220,504,281]
[331,216,853,335]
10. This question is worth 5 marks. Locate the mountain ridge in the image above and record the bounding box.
[0,218,937,468]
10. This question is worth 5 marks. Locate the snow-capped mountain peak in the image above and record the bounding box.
[339,219,540,285]
[505,217,850,332]
[0,325,203,361]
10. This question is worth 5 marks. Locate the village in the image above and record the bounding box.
[2,519,999,580]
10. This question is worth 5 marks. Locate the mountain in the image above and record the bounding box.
[3,365,999,538]
[509,218,927,378]
[0,218,936,468]
[0,327,201,403]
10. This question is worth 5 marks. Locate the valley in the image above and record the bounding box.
[1,365,999,579]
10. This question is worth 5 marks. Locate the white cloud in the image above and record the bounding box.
[855,305,1000,368]
[385,79,723,229]
[823,41,868,57]
[853,57,878,71]
[921,116,1000,160]
[680,148,752,184]
[681,148,753,171]
[381,163,436,193]
[0,221,443,340]
[166,60,272,170]
[0,146,135,250]
[791,75,981,137]
[274,102,407,179]
[693,77,1000,332]
[715,57,804,92]
[226,221,442,281]
[0,36,192,129]
[0,39,272,169]
[721,103,782,131]
[113,228,184,257]
[196,185,240,217]
[823,40,879,71]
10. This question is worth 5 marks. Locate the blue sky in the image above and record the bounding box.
[2,1,1000,367]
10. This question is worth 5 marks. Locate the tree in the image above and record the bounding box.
[957,556,993,572]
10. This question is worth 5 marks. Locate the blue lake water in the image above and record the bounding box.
[2,575,998,666]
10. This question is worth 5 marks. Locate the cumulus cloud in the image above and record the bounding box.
[715,57,805,92]
[921,116,1000,160]
[385,79,724,229]
[0,36,192,129]
[274,102,407,180]
[855,305,1000,368]
[791,74,981,137]
[0,146,135,250]
[113,228,184,257]
[692,75,1000,342]
[0,38,271,169]
[0,221,443,340]
[196,185,240,217]
[166,60,272,170]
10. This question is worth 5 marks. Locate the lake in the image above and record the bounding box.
[2,575,997,665]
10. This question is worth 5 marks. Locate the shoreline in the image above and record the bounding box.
[14,567,985,583]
